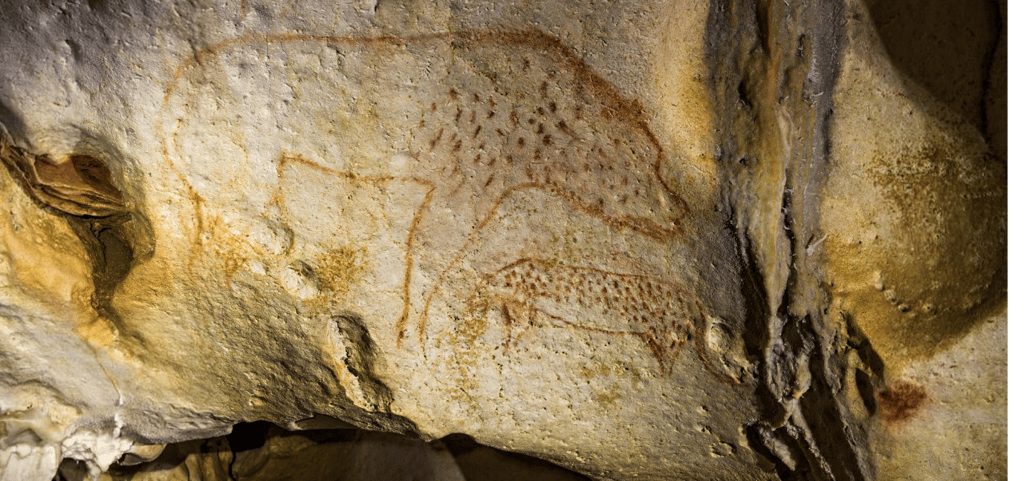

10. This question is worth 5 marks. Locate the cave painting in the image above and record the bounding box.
[467,258,727,378]
[159,31,714,377]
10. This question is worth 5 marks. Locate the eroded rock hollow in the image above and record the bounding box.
[0,0,1005,480]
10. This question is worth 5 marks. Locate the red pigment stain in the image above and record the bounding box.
[877,381,927,422]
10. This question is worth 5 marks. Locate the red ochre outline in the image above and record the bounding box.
[473,257,739,383]
[156,29,709,377]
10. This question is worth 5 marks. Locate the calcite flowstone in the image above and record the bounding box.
[0,0,1004,480]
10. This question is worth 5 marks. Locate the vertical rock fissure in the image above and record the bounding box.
[707,0,870,479]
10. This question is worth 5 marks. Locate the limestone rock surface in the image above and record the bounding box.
[0,0,1004,480]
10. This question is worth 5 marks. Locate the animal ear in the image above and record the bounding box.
[0,127,126,217]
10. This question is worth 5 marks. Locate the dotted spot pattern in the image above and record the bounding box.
[161,32,696,363]
[409,38,684,234]
[476,259,703,374]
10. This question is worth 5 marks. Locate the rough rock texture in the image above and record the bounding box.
[0,0,1004,480]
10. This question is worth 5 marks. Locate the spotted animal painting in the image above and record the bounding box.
[160,30,718,378]
[468,259,705,376]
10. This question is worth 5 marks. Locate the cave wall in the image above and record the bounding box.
[0,0,1005,480]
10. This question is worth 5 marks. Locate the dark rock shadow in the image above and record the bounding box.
[866,0,1002,139]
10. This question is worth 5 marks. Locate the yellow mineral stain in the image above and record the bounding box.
[315,246,367,301]
[825,141,1005,365]
[0,202,94,322]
